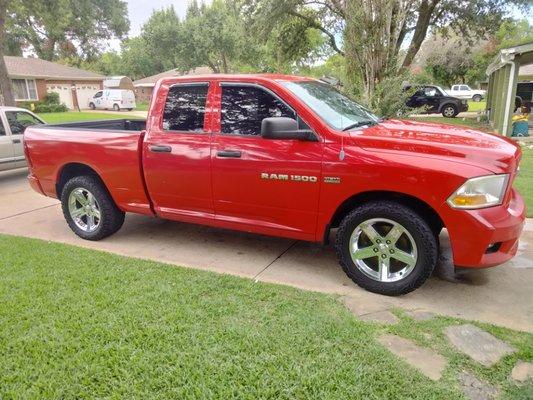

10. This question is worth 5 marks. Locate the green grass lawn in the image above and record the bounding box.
[0,235,531,399]
[467,100,486,113]
[37,111,125,124]
[136,101,149,111]
[515,146,533,216]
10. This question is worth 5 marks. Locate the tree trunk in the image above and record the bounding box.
[401,0,438,68]
[0,0,15,106]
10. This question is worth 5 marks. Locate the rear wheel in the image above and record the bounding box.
[441,104,458,117]
[335,201,438,296]
[61,175,125,240]
[472,94,482,102]
[127,108,133,111]
[113,103,120,111]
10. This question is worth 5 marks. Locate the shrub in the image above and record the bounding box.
[34,103,68,113]
[42,92,61,105]
[18,92,68,113]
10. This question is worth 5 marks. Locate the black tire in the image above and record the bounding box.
[113,103,120,111]
[61,175,125,241]
[89,102,96,110]
[335,201,438,296]
[127,108,133,111]
[441,104,458,118]
[472,94,482,102]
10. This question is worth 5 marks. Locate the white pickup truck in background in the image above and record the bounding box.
[448,84,486,102]
[0,107,45,171]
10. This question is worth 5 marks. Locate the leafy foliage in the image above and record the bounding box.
[5,0,129,60]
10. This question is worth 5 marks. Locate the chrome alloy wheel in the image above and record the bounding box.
[68,188,101,232]
[349,218,418,283]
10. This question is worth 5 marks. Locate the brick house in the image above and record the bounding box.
[5,56,105,109]
[133,66,213,103]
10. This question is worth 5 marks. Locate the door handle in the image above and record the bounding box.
[149,144,172,153]
[12,138,21,144]
[217,149,242,158]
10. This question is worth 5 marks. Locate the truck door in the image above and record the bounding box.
[143,82,214,223]
[210,82,322,240]
[0,116,14,170]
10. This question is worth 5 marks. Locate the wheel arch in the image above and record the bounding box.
[326,190,444,243]
[438,101,458,113]
[55,162,106,198]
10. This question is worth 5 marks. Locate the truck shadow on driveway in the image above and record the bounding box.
[0,170,531,332]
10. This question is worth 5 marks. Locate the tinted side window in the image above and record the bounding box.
[0,120,5,136]
[163,84,208,132]
[221,85,295,136]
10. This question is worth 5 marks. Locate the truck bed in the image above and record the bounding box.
[24,119,152,216]
[38,118,146,132]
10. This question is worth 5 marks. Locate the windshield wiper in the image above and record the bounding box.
[342,120,378,131]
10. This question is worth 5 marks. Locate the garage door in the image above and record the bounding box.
[75,85,100,109]
[46,84,73,109]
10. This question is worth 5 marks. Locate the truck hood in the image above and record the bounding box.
[351,119,520,174]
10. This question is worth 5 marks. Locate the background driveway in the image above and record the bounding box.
[1,168,532,332]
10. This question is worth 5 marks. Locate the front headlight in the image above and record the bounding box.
[447,174,509,209]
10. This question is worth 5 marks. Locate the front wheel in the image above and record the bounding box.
[113,103,120,111]
[335,201,438,296]
[472,94,482,102]
[89,102,96,110]
[61,175,125,240]
[441,104,458,117]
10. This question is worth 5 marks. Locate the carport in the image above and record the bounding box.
[485,42,533,136]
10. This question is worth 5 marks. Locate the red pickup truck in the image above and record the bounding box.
[24,74,525,295]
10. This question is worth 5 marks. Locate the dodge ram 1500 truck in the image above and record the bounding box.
[24,74,526,296]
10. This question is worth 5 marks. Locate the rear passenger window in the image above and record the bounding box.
[221,85,295,136]
[163,84,208,132]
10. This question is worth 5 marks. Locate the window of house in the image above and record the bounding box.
[162,84,208,132]
[221,85,295,136]
[12,79,38,100]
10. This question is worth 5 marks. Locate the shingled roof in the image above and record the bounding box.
[4,56,104,80]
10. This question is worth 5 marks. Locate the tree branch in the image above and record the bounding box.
[288,10,345,56]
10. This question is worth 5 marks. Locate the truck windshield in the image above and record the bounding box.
[281,80,380,131]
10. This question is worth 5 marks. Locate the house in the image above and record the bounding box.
[133,66,213,102]
[5,56,104,109]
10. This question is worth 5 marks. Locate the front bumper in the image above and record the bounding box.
[446,188,525,268]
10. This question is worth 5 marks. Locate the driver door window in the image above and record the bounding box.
[220,85,295,136]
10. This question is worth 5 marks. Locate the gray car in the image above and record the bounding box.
[0,107,45,171]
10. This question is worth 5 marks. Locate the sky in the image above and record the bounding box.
[107,0,203,51]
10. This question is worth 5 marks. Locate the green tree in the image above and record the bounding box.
[140,6,182,73]
[0,0,129,105]
[247,0,532,100]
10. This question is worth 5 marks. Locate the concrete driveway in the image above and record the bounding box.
[1,168,532,332]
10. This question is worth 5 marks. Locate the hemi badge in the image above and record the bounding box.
[324,176,341,184]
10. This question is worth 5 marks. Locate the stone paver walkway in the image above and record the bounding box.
[358,310,399,325]
[378,334,447,381]
[511,361,533,382]
[444,324,516,367]
[458,372,499,400]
